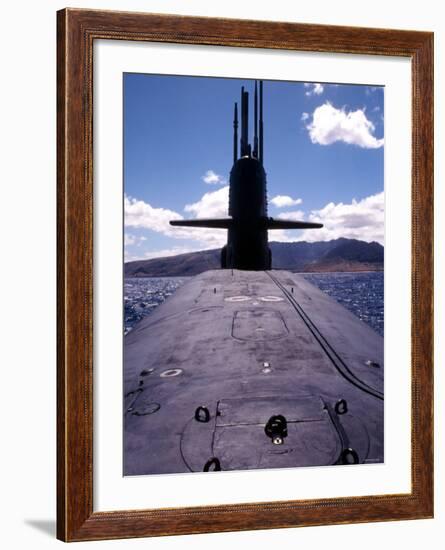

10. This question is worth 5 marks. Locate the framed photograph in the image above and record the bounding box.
[57,8,433,542]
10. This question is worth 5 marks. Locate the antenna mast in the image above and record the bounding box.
[240,87,249,156]
[254,81,259,158]
[233,102,238,164]
[259,80,264,165]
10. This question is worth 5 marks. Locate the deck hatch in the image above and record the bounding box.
[212,395,341,470]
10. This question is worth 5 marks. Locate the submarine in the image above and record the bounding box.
[124,81,384,476]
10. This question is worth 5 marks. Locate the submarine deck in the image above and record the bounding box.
[124,269,384,475]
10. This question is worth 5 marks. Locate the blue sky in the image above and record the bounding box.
[124,74,384,261]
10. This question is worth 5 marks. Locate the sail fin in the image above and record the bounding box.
[170,218,233,229]
[266,218,323,230]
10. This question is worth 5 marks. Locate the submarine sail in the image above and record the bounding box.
[169,81,322,270]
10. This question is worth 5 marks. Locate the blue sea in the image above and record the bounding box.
[303,272,384,336]
[124,277,187,335]
[124,272,384,336]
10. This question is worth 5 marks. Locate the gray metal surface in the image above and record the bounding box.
[124,269,383,475]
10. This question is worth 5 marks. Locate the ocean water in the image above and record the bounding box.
[303,272,384,336]
[124,272,384,336]
[124,277,187,334]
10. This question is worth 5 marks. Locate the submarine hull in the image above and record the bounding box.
[124,270,383,476]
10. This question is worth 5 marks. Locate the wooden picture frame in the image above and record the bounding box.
[57,8,434,542]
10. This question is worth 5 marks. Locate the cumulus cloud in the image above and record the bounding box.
[277,210,305,221]
[124,195,183,234]
[184,186,229,218]
[306,102,384,149]
[270,195,303,208]
[301,112,309,122]
[296,191,384,244]
[202,170,226,185]
[304,83,324,96]
[124,191,228,251]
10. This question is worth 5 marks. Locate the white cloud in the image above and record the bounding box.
[202,170,226,185]
[184,186,229,218]
[306,102,384,149]
[296,191,384,244]
[124,195,183,234]
[270,195,303,208]
[304,83,324,96]
[124,191,228,250]
[277,210,305,221]
[268,231,294,243]
[301,112,309,121]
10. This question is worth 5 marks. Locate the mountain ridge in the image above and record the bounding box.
[125,238,384,277]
